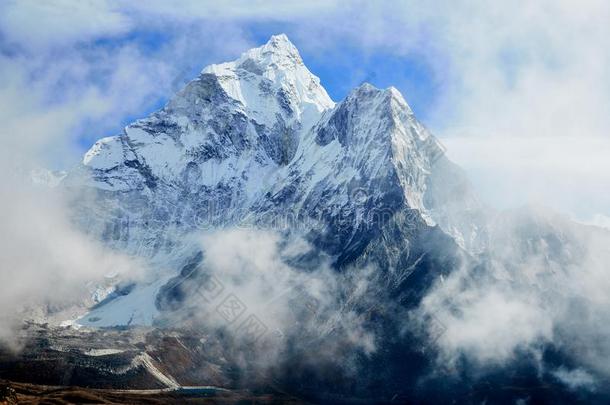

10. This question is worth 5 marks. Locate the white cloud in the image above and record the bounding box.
[435,286,553,364]
[0,0,131,48]
[415,210,610,379]
[583,214,610,230]
[443,135,610,214]
[552,367,597,392]
[123,0,339,20]
[417,1,610,219]
[0,176,144,345]
[157,228,380,368]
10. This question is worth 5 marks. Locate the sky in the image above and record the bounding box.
[1,0,609,222]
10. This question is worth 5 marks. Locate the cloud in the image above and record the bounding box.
[0,177,144,338]
[443,135,610,214]
[413,209,610,384]
[584,214,610,230]
[153,228,380,374]
[0,23,155,347]
[0,152,145,349]
[552,367,597,392]
[0,54,146,344]
[124,0,339,21]
[433,284,553,364]
[273,0,610,220]
[197,229,379,354]
[0,0,131,49]
[418,1,610,219]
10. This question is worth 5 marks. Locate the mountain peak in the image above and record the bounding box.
[266,33,296,51]
[256,33,300,57]
[347,83,413,115]
[202,34,303,77]
[352,82,379,94]
[199,34,333,127]
[242,33,302,68]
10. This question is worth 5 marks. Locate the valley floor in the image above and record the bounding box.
[0,380,307,404]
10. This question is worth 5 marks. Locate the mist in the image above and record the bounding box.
[412,207,610,392]
[0,44,152,347]
[155,228,383,375]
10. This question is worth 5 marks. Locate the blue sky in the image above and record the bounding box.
[1,0,609,221]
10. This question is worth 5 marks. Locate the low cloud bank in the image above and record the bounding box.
[0,173,144,349]
[414,208,610,391]
[155,228,382,375]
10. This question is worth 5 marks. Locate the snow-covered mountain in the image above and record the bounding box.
[69,34,484,326]
[8,34,610,403]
